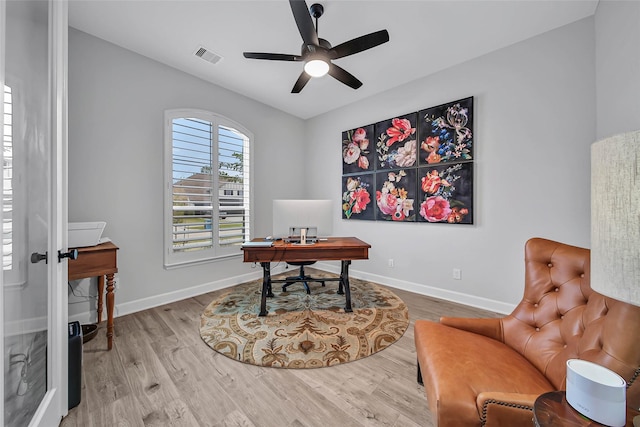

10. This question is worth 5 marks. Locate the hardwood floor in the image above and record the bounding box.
[60,271,498,427]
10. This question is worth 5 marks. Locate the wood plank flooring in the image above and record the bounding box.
[60,271,498,427]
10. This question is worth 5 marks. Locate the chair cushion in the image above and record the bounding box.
[415,320,554,427]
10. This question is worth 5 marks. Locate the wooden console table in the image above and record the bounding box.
[68,241,119,350]
[242,237,370,316]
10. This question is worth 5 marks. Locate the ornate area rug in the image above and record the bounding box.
[199,271,409,369]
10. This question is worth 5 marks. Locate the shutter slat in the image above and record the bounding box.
[170,116,250,256]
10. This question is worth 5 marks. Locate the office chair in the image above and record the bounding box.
[282,261,325,294]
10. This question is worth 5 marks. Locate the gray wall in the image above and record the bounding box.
[68,28,305,320]
[68,2,640,321]
[595,0,640,139]
[306,17,596,312]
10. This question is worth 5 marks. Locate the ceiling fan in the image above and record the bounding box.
[243,0,389,93]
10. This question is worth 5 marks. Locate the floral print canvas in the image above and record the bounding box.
[342,174,375,220]
[374,113,418,170]
[342,124,375,174]
[375,169,417,222]
[342,97,474,224]
[418,97,473,165]
[417,162,473,224]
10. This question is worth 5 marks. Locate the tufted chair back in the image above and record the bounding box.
[502,238,640,398]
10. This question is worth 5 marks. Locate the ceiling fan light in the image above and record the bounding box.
[304,59,329,77]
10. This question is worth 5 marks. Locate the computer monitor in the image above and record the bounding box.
[272,199,333,239]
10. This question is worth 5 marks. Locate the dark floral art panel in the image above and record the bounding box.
[417,162,473,224]
[342,124,375,174]
[342,173,375,221]
[375,169,417,222]
[418,97,473,166]
[374,113,418,170]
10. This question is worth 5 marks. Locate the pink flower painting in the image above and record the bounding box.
[418,162,472,224]
[342,98,473,224]
[375,170,415,222]
[375,114,417,170]
[343,125,373,174]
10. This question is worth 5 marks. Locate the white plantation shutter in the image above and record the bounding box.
[3,85,25,286]
[164,110,252,267]
[217,125,251,246]
[3,85,13,272]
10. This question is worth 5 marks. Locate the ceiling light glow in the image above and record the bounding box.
[304,59,329,77]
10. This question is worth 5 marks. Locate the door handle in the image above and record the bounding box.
[30,252,48,264]
[58,249,78,262]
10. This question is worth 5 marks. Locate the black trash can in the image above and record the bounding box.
[68,321,82,409]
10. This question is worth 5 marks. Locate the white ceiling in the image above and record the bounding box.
[68,0,598,119]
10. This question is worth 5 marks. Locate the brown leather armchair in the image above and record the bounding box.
[414,238,640,426]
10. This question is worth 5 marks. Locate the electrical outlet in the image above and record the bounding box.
[453,268,462,280]
[388,258,394,268]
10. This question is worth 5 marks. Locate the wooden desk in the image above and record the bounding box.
[242,237,370,316]
[68,241,119,350]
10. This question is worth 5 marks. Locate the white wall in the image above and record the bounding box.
[69,7,640,319]
[67,28,306,321]
[307,17,596,312]
[595,0,640,139]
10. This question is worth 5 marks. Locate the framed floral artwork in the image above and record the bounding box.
[342,173,375,220]
[342,124,375,174]
[375,169,417,222]
[417,162,473,224]
[418,97,473,165]
[374,113,418,170]
[342,96,474,225]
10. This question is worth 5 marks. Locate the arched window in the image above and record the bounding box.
[164,109,252,267]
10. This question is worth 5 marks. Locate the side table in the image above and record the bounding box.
[68,241,119,350]
[534,391,639,427]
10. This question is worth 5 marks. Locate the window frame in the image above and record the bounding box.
[163,109,253,268]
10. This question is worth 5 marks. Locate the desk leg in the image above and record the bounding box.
[97,275,104,323]
[259,262,273,317]
[340,260,353,313]
[106,273,115,350]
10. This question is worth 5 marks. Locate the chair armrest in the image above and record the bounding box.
[477,392,540,427]
[439,316,504,342]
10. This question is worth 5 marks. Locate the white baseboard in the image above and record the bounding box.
[69,263,514,323]
[70,265,288,323]
[314,261,515,315]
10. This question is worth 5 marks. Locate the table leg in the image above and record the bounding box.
[259,262,273,317]
[97,275,104,323]
[106,273,115,350]
[340,260,353,313]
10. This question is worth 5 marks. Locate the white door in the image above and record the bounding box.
[1,1,68,426]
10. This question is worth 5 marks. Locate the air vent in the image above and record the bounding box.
[194,46,223,65]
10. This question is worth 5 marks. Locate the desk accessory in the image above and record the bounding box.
[241,241,273,247]
[566,359,626,426]
[69,221,106,247]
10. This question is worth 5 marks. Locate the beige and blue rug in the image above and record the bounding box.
[199,271,409,369]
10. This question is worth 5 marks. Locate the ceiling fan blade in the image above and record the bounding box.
[329,30,390,59]
[243,52,302,61]
[289,0,319,47]
[291,71,312,93]
[328,63,362,90]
